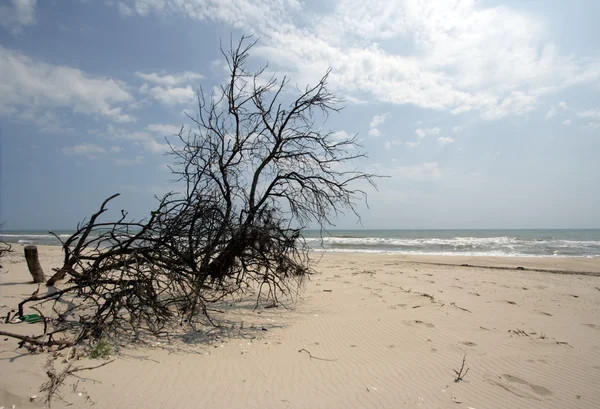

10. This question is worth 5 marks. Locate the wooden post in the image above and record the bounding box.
[24,245,45,283]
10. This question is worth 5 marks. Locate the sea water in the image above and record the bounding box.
[301,229,600,258]
[1,229,599,258]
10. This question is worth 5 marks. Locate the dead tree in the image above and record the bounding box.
[7,36,378,349]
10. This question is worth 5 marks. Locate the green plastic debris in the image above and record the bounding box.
[19,314,42,324]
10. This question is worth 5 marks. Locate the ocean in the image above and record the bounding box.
[1,229,599,258]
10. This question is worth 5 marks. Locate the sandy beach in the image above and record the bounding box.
[1,245,600,408]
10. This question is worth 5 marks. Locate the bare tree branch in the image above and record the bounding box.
[12,36,380,349]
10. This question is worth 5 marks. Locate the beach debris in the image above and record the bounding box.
[508,328,529,337]
[453,355,470,383]
[40,357,114,407]
[30,395,37,402]
[298,348,338,362]
[418,292,435,302]
[452,396,463,404]
[450,302,471,313]
[24,245,45,283]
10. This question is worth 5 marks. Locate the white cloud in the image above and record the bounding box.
[369,113,389,128]
[0,46,134,123]
[135,71,204,86]
[582,122,599,131]
[452,126,463,134]
[19,109,75,134]
[147,123,183,135]
[562,119,572,125]
[546,100,570,119]
[384,139,418,150]
[437,136,455,146]
[62,143,106,156]
[368,128,380,138]
[117,2,134,16]
[545,105,558,119]
[368,113,388,138]
[110,145,123,152]
[578,109,600,119]
[384,140,402,150]
[480,91,536,120]
[331,130,350,140]
[114,155,144,166]
[0,0,36,34]
[106,124,171,154]
[140,82,196,106]
[415,127,440,138]
[114,1,600,120]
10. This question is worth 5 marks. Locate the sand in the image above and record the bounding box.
[1,245,600,408]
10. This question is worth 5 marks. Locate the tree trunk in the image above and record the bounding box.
[24,245,45,283]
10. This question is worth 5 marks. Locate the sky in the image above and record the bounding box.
[0,0,599,230]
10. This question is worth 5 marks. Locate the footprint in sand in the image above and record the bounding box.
[489,374,553,400]
[460,341,477,347]
[389,303,407,309]
[408,320,435,328]
[503,374,553,396]
[583,323,600,330]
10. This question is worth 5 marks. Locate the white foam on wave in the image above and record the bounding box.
[0,234,53,238]
[308,247,599,258]
[306,236,521,247]
[304,234,600,258]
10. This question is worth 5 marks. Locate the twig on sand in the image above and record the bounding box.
[41,357,114,407]
[298,348,338,362]
[453,355,470,382]
[0,330,74,349]
[450,302,471,313]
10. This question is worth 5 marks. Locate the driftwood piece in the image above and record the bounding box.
[24,245,45,283]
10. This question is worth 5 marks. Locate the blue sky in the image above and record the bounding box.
[1,0,599,230]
